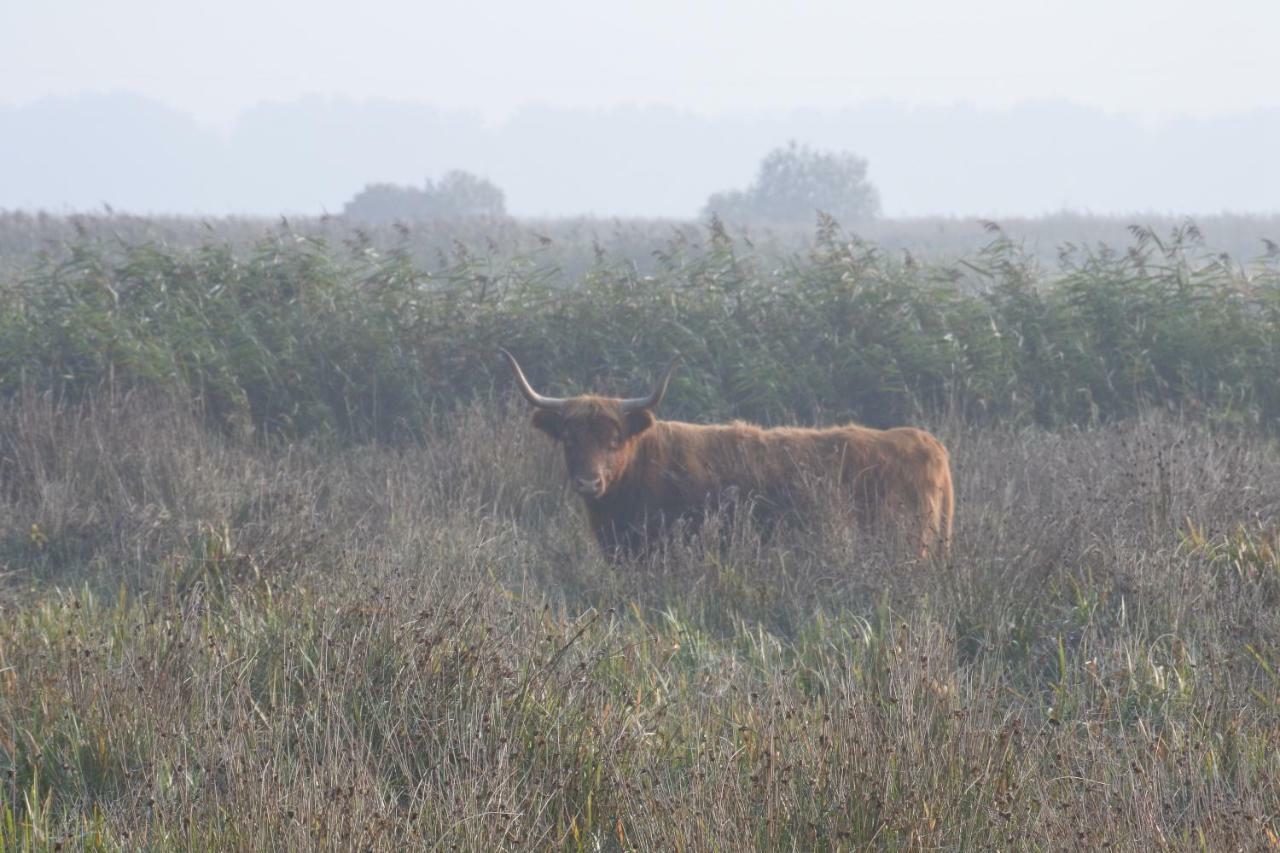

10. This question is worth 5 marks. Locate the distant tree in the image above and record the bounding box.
[343,170,506,222]
[428,170,506,217]
[342,183,429,223]
[704,142,881,225]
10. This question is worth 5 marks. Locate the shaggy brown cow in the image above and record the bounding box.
[501,350,953,560]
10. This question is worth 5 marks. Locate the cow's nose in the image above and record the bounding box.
[573,475,605,496]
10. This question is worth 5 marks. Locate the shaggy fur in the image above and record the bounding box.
[529,395,953,560]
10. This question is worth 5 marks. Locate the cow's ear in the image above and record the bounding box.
[625,408,656,438]
[531,409,563,439]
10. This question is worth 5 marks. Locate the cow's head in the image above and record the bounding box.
[501,350,678,500]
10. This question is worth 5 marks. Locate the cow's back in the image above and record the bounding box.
[600,417,952,555]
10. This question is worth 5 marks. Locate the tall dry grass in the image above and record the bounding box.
[1,393,1278,849]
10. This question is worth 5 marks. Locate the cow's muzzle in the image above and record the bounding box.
[573,475,606,498]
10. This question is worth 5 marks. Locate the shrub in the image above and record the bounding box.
[705,141,881,225]
[342,169,506,222]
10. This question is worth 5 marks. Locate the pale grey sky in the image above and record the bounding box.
[3,0,1278,128]
[4,1,1279,217]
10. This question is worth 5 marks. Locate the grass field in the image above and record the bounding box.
[1,392,1278,850]
[1,215,1279,849]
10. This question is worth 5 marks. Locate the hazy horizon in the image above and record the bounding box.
[4,94,1279,219]
[6,0,1277,124]
[4,0,1279,218]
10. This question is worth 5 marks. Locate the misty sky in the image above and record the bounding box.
[3,1,1279,218]
[5,0,1277,126]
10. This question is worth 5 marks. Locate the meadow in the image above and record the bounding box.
[1,214,1279,849]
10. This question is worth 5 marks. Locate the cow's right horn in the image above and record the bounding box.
[620,356,681,413]
[499,349,568,409]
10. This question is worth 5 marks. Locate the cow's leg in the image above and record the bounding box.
[915,487,949,560]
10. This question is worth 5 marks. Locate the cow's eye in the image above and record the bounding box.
[609,435,623,450]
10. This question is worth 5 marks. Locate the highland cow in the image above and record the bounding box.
[502,350,953,560]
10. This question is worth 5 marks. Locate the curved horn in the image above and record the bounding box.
[620,356,681,413]
[499,349,568,409]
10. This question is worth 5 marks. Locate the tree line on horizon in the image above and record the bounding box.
[342,143,881,226]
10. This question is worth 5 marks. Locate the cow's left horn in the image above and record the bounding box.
[499,349,568,409]
[620,356,681,413]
